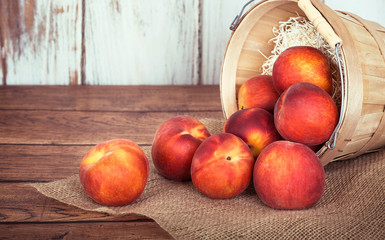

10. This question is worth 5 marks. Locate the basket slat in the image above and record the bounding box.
[361,103,384,115]
[363,75,385,104]
[342,11,385,158]
[353,113,383,137]
[370,134,385,150]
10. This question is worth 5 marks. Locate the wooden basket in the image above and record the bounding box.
[220,0,385,165]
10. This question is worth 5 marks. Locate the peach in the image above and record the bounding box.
[238,75,280,112]
[151,115,210,181]
[274,82,338,146]
[272,46,333,95]
[223,108,281,158]
[191,133,254,199]
[253,140,325,210]
[79,139,149,206]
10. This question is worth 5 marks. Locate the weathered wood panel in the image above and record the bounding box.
[201,0,247,84]
[83,0,200,85]
[1,0,384,85]
[0,0,82,85]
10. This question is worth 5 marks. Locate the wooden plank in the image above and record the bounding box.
[369,133,385,150]
[83,0,199,85]
[0,85,222,111]
[0,0,82,85]
[0,86,223,239]
[0,110,223,145]
[201,0,247,84]
[0,183,148,223]
[352,111,383,137]
[355,42,385,79]
[0,182,173,239]
[0,221,173,240]
[0,145,158,182]
[0,145,88,182]
[361,103,384,115]
[363,74,385,105]
[338,136,371,155]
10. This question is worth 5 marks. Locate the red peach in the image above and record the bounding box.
[253,140,325,210]
[151,115,210,181]
[272,46,333,95]
[274,82,338,146]
[223,108,281,158]
[79,139,149,206]
[238,75,280,112]
[191,133,254,199]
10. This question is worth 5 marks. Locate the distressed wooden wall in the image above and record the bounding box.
[0,0,384,85]
[0,0,82,85]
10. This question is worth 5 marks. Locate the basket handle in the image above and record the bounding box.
[298,0,342,49]
[298,0,345,150]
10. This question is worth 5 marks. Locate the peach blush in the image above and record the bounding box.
[191,133,254,199]
[79,139,149,206]
[272,46,333,95]
[152,115,210,181]
[253,140,325,210]
[223,107,281,158]
[274,82,338,146]
[237,75,280,112]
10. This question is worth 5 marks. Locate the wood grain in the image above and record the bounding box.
[83,0,200,85]
[0,183,149,223]
[0,85,223,145]
[0,221,173,239]
[0,145,88,182]
[1,0,384,85]
[201,0,247,84]
[0,85,222,239]
[0,0,82,85]
[0,0,385,85]
[0,110,223,145]
[0,85,221,111]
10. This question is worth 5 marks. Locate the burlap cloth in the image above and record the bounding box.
[31,119,385,239]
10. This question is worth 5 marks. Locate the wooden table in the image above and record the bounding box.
[0,85,223,239]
